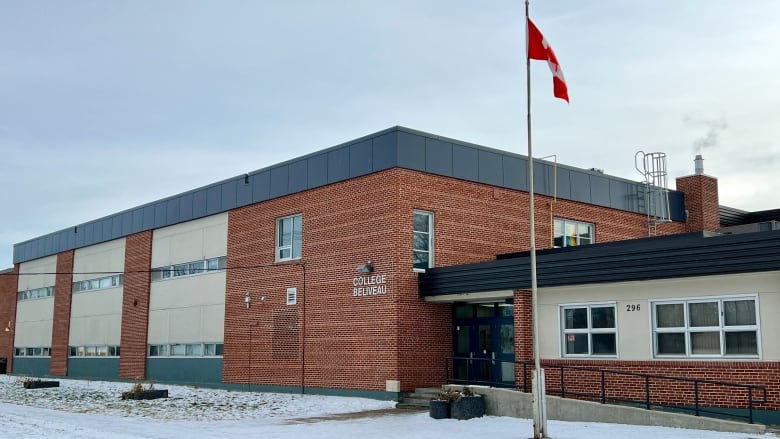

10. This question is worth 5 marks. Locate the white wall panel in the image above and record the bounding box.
[14,298,54,347]
[72,239,126,283]
[18,255,56,292]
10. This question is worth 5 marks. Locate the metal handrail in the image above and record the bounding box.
[445,356,767,424]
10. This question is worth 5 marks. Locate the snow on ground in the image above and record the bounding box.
[0,375,775,439]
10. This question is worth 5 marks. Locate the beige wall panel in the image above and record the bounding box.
[538,271,780,361]
[147,309,171,345]
[14,298,54,347]
[71,288,123,318]
[72,239,126,283]
[168,307,202,343]
[151,213,227,267]
[149,272,226,310]
[18,255,57,291]
[69,289,123,345]
[201,304,225,342]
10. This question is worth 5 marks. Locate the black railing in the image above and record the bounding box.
[445,356,767,424]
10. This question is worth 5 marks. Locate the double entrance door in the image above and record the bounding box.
[452,302,515,388]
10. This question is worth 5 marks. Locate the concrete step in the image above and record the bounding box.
[395,386,444,409]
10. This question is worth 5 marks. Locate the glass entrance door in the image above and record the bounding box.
[452,302,515,387]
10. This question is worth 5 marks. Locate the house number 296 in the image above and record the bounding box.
[626,304,641,312]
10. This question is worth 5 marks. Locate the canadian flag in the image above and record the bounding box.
[527,18,569,103]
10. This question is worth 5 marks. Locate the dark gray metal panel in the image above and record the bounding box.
[192,189,207,218]
[532,161,550,196]
[92,221,103,244]
[350,139,373,177]
[569,171,591,203]
[610,180,635,212]
[131,208,144,233]
[327,147,349,183]
[589,174,611,207]
[58,230,69,253]
[179,193,194,221]
[478,150,502,186]
[555,168,572,199]
[75,225,86,247]
[307,154,328,188]
[67,357,119,380]
[396,131,426,170]
[236,176,252,207]
[220,180,238,211]
[289,159,308,193]
[269,165,290,198]
[206,186,221,215]
[372,131,397,171]
[146,357,223,385]
[252,171,271,203]
[67,227,76,248]
[142,205,156,230]
[425,138,452,177]
[166,198,181,224]
[10,357,50,377]
[503,155,528,191]
[121,211,133,236]
[101,218,113,242]
[669,191,685,221]
[452,144,479,181]
[111,215,123,240]
[43,234,53,256]
[154,202,167,228]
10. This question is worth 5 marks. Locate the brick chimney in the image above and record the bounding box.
[676,155,720,232]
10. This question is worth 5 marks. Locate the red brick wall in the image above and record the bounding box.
[119,231,152,379]
[536,359,779,411]
[50,251,74,376]
[676,174,720,232]
[0,266,19,372]
[224,168,688,393]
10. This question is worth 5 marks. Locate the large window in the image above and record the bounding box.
[652,296,759,358]
[17,286,54,301]
[148,343,224,357]
[413,210,434,271]
[151,256,227,281]
[560,303,616,356]
[73,274,123,293]
[554,218,594,248]
[276,214,302,261]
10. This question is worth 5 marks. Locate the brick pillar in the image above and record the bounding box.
[50,251,74,376]
[0,265,19,373]
[676,173,720,232]
[119,231,152,379]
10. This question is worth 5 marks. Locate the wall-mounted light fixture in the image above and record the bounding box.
[245,293,251,309]
[4,321,11,333]
[356,261,374,273]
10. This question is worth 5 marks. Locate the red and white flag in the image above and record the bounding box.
[527,18,569,103]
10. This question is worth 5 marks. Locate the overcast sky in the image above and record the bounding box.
[1,1,779,269]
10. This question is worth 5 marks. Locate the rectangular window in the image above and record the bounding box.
[553,218,594,248]
[561,303,617,356]
[652,296,759,358]
[276,214,302,261]
[413,210,434,271]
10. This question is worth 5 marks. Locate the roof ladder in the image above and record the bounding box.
[635,151,671,236]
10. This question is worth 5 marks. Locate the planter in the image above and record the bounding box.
[121,389,168,400]
[23,380,59,389]
[429,400,451,419]
[451,395,485,420]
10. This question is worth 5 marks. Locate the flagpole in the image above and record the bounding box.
[525,0,547,437]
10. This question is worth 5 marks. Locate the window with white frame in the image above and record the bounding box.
[150,256,226,281]
[276,214,302,261]
[560,303,616,356]
[413,210,434,271]
[652,296,759,358]
[554,218,594,248]
[148,343,224,357]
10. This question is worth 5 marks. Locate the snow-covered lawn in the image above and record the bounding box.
[0,375,775,439]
